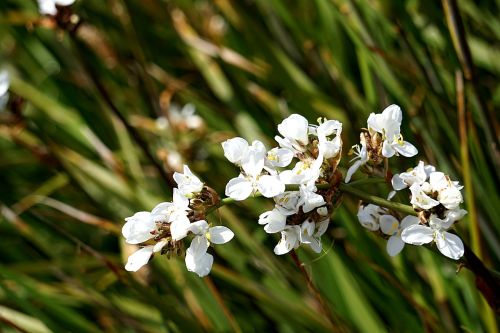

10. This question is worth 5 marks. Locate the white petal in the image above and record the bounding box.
[382,140,395,158]
[37,0,57,15]
[438,186,463,210]
[274,227,300,255]
[170,215,191,240]
[266,148,294,168]
[0,70,9,96]
[122,212,156,244]
[257,175,285,198]
[436,231,464,260]
[401,225,434,245]
[153,240,168,253]
[315,219,330,237]
[379,215,399,236]
[185,251,214,277]
[259,209,287,233]
[241,140,266,177]
[222,137,249,164]
[277,114,309,145]
[225,176,253,201]
[307,238,322,253]
[345,160,363,183]
[391,174,407,190]
[410,183,439,210]
[172,188,189,209]
[188,235,209,258]
[399,215,420,230]
[125,246,154,272]
[209,226,234,244]
[393,141,418,157]
[386,236,405,257]
[429,172,448,191]
[187,220,209,235]
[55,0,75,5]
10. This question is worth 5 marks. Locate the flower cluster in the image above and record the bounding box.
[122,104,469,277]
[122,165,234,276]
[346,104,418,182]
[393,161,467,259]
[223,114,343,255]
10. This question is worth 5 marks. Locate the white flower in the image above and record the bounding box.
[345,141,368,183]
[317,120,342,159]
[380,215,419,256]
[298,183,325,213]
[169,103,204,130]
[225,140,285,200]
[279,152,324,185]
[299,219,329,253]
[122,211,157,244]
[367,104,418,158]
[401,215,464,260]
[409,183,440,210]
[151,189,191,240]
[258,209,287,233]
[173,165,204,197]
[265,147,294,169]
[185,220,234,277]
[274,191,301,216]
[0,70,9,111]
[222,137,249,165]
[275,114,309,153]
[274,225,301,255]
[392,161,435,190]
[37,0,75,15]
[429,172,463,210]
[357,204,384,231]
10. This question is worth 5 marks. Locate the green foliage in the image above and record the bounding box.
[0,0,498,332]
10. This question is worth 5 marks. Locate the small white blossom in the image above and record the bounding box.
[299,219,329,253]
[316,120,342,159]
[274,225,301,255]
[409,183,440,210]
[275,114,309,153]
[37,0,75,15]
[298,183,325,213]
[429,172,463,210]
[401,213,465,260]
[173,165,204,197]
[265,147,294,169]
[345,141,368,183]
[392,161,435,190]
[258,209,287,233]
[380,215,419,256]
[222,137,249,165]
[122,211,157,245]
[279,152,323,185]
[367,104,418,158]
[357,204,384,231]
[225,140,285,200]
[185,220,234,277]
[274,191,301,216]
[151,189,191,240]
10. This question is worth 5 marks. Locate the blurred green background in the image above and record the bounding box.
[0,0,499,332]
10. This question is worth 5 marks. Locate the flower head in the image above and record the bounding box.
[367,105,418,158]
[185,220,234,277]
[173,165,204,197]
